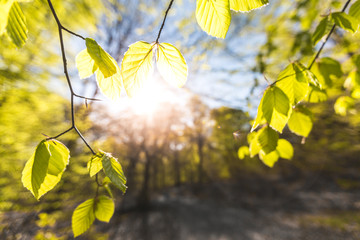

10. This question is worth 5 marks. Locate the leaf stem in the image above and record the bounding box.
[155,0,175,43]
[308,0,352,70]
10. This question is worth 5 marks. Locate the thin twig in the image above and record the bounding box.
[74,93,102,101]
[155,0,175,43]
[47,0,95,155]
[308,0,352,70]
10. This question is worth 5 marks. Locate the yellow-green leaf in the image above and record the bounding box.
[85,38,117,78]
[87,153,104,177]
[76,49,98,79]
[94,196,114,223]
[344,70,360,90]
[257,126,279,154]
[262,86,291,133]
[311,57,342,87]
[259,150,279,168]
[330,12,359,33]
[334,96,354,116]
[102,152,127,194]
[0,0,13,35]
[349,0,360,19]
[251,94,265,132]
[95,68,122,101]
[276,63,310,105]
[229,0,269,12]
[72,198,95,237]
[121,41,154,97]
[22,139,70,200]
[276,139,293,160]
[288,106,313,137]
[156,43,188,87]
[307,84,327,103]
[196,0,231,39]
[312,17,333,46]
[238,146,249,159]
[6,1,28,47]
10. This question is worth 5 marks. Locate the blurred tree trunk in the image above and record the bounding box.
[137,150,151,210]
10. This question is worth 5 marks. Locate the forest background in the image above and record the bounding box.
[1,0,360,239]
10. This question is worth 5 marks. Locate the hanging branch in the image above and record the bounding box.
[155,0,175,43]
[46,0,97,155]
[308,0,352,70]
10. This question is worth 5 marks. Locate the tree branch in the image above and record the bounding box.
[308,0,352,70]
[155,0,175,43]
[47,0,95,155]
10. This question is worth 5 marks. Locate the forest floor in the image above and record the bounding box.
[2,173,360,240]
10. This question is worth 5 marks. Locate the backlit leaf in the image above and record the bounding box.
[349,0,360,19]
[95,67,122,100]
[156,43,188,87]
[237,146,249,159]
[0,1,13,35]
[311,57,342,87]
[262,86,291,133]
[6,1,28,47]
[276,139,293,160]
[76,49,98,79]
[196,0,231,38]
[121,41,154,97]
[288,106,313,137]
[72,198,95,237]
[102,152,127,194]
[229,0,268,12]
[276,62,310,105]
[259,150,279,168]
[344,70,360,90]
[22,140,70,200]
[85,38,117,78]
[87,153,104,177]
[330,12,358,33]
[334,96,354,116]
[257,126,279,154]
[307,84,327,103]
[94,196,114,223]
[312,17,331,45]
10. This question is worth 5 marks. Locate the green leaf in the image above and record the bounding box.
[276,139,293,160]
[75,49,98,79]
[87,153,104,177]
[257,126,279,154]
[121,41,154,97]
[312,17,332,45]
[307,84,328,103]
[344,70,360,90]
[156,43,188,88]
[0,1,13,35]
[251,94,265,132]
[22,140,70,200]
[249,131,261,157]
[85,38,117,78]
[262,86,291,133]
[196,0,231,39]
[237,146,249,159]
[351,88,360,99]
[102,152,127,194]
[334,96,355,116]
[94,196,114,223]
[330,12,359,33]
[76,47,122,100]
[311,57,342,87]
[276,62,310,105]
[102,177,113,198]
[288,106,313,137]
[6,1,28,48]
[349,0,360,19]
[72,198,95,237]
[259,150,279,168]
[95,67,122,101]
[229,0,268,12]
